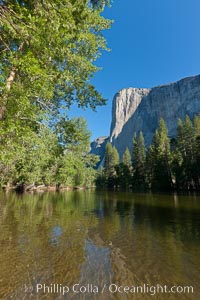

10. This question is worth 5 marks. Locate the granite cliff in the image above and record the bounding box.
[90,136,109,168]
[110,74,200,157]
[90,74,200,162]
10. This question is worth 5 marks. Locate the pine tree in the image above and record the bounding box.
[115,147,132,189]
[104,142,114,178]
[194,114,200,188]
[104,143,119,188]
[176,115,195,189]
[146,119,172,190]
[112,147,120,166]
[123,147,132,168]
[132,132,146,188]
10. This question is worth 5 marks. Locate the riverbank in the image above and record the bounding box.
[2,183,94,193]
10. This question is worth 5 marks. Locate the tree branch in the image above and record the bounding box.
[19,117,49,128]
[0,42,24,120]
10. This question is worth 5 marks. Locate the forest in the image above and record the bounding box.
[0,0,111,190]
[97,115,200,191]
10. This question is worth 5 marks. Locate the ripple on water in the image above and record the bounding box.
[0,191,200,300]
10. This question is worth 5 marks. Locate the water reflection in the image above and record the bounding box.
[0,191,199,299]
[50,226,62,246]
[81,239,111,284]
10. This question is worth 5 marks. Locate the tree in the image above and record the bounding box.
[0,114,99,188]
[132,132,146,188]
[115,147,132,189]
[104,142,113,178]
[177,116,194,160]
[51,116,99,187]
[0,0,112,187]
[176,115,196,189]
[55,117,91,153]
[146,119,172,190]
[104,142,119,188]
[122,147,131,168]
[193,114,200,188]
[0,124,60,186]
[0,0,112,120]
[112,147,120,168]
[95,166,107,189]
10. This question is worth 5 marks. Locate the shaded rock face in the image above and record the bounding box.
[110,75,200,157]
[90,136,109,168]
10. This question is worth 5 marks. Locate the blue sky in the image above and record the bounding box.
[69,0,200,141]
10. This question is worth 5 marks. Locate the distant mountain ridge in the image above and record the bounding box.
[91,74,200,162]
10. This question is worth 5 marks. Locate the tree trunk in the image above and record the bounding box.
[0,42,23,120]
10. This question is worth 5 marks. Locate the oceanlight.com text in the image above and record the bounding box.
[28,283,194,296]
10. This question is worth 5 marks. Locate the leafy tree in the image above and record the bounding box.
[15,127,60,185]
[0,125,60,186]
[0,0,112,120]
[55,117,91,153]
[50,116,99,187]
[0,115,98,188]
[0,0,111,187]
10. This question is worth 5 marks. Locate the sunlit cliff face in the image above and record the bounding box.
[110,74,200,157]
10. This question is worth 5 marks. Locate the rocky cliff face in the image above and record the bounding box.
[90,136,109,168]
[110,75,200,157]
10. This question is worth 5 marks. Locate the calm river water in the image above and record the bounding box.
[0,191,200,300]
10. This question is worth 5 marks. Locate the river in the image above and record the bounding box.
[0,191,199,299]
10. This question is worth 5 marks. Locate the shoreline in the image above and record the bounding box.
[1,184,96,193]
